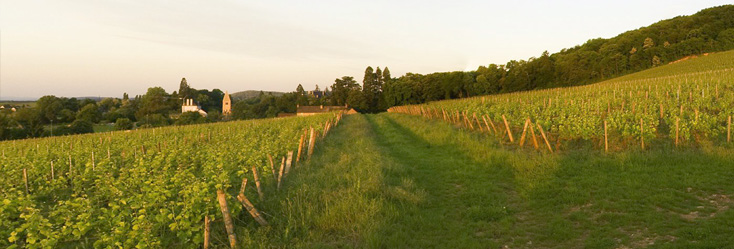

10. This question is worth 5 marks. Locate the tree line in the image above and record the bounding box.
[2,5,732,140]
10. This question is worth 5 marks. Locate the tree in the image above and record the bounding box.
[114,118,134,130]
[383,67,392,82]
[69,119,94,134]
[0,113,15,140]
[643,37,655,49]
[178,78,195,99]
[329,76,359,106]
[36,95,64,124]
[135,87,174,122]
[14,108,44,137]
[175,112,206,125]
[76,103,101,123]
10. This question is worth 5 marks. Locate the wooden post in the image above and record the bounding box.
[308,127,316,159]
[91,151,95,171]
[277,156,286,190]
[604,121,608,153]
[252,166,263,201]
[239,178,248,196]
[23,168,29,195]
[68,155,72,177]
[640,118,645,150]
[519,118,530,146]
[536,123,553,153]
[485,115,498,134]
[284,151,294,178]
[296,133,305,165]
[660,104,664,119]
[216,190,236,248]
[237,193,270,226]
[203,216,211,249]
[675,118,680,147]
[268,154,277,182]
[473,114,483,132]
[481,116,491,134]
[529,122,539,149]
[502,115,514,143]
[51,161,55,180]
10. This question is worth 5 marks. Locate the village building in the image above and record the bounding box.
[222,91,232,116]
[181,98,207,117]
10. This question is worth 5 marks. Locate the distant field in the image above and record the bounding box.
[0,101,36,107]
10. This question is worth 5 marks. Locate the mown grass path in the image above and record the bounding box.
[252,113,734,249]
[364,113,517,248]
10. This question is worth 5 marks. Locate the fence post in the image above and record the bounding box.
[536,123,553,153]
[502,115,514,143]
[252,166,263,201]
[203,216,211,249]
[216,190,237,248]
[604,120,609,152]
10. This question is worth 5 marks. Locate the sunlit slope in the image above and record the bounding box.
[390,50,734,151]
[605,49,734,83]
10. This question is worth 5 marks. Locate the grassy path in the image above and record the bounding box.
[246,113,734,248]
[364,113,517,248]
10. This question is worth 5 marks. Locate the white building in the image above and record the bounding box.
[181,99,207,117]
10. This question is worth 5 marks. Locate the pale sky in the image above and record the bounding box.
[0,0,731,100]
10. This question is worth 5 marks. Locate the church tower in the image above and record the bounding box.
[222,91,232,116]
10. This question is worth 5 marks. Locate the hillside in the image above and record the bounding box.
[383,5,734,108]
[230,90,284,100]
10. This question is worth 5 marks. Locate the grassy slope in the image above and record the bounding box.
[231,113,734,248]
[604,49,734,83]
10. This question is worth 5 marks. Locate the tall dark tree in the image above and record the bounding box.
[329,76,359,106]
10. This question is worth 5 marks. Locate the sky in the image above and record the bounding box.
[0,0,731,100]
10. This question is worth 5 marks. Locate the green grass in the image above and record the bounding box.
[93,123,115,133]
[231,113,734,248]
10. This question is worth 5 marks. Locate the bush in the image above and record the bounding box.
[69,119,94,134]
[115,118,134,130]
[175,112,206,125]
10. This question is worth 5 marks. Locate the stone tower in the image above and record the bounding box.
[222,91,232,116]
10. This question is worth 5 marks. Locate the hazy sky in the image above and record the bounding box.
[0,0,731,100]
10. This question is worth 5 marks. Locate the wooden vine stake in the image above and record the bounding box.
[239,178,248,196]
[296,133,305,165]
[237,192,270,226]
[284,151,294,179]
[268,154,277,182]
[203,216,211,249]
[216,189,237,248]
[519,118,530,146]
[307,127,316,159]
[604,121,608,153]
[529,122,539,149]
[23,168,29,195]
[536,123,553,153]
[252,166,263,201]
[277,156,286,190]
[640,118,645,150]
[51,161,55,180]
[675,118,680,147]
[501,115,514,143]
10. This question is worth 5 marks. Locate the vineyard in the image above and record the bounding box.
[0,112,343,248]
[389,50,734,152]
